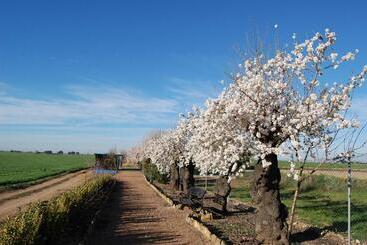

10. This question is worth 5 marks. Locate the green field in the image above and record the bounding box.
[0,152,94,186]
[227,173,367,242]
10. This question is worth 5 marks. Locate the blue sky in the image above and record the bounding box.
[0,0,367,153]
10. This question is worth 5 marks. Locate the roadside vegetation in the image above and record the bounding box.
[142,159,169,184]
[0,152,93,187]
[0,174,115,245]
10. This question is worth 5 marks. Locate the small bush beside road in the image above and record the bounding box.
[142,160,169,184]
[0,174,115,245]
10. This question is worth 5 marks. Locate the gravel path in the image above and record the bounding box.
[87,171,209,245]
[0,170,91,220]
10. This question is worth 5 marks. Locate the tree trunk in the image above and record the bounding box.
[251,153,289,244]
[170,162,180,190]
[288,184,300,239]
[215,175,231,213]
[179,167,183,191]
[183,161,195,194]
[288,163,306,239]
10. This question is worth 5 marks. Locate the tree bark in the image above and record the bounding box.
[170,162,180,190]
[288,183,299,239]
[215,175,231,213]
[251,153,289,244]
[183,161,195,194]
[288,163,306,239]
[179,167,183,191]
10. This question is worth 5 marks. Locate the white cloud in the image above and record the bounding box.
[0,83,178,126]
[0,78,223,152]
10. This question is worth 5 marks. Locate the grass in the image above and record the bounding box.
[228,172,367,242]
[0,152,94,186]
[0,175,115,245]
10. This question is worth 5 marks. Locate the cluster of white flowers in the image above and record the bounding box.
[141,130,178,174]
[138,29,366,182]
[287,161,299,181]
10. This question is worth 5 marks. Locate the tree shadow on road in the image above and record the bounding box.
[86,177,184,245]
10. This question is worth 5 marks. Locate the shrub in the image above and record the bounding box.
[0,175,115,245]
[0,203,43,245]
[142,160,169,184]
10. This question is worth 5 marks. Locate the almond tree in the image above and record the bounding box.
[223,29,366,243]
[138,28,366,244]
[142,130,181,189]
[126,145,143,165]
[187,93,254,212]
[142,122,196,192]
[175,112,198,193]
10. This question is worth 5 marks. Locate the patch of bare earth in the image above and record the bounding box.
[280,169,367,180]
[0,170,91,221]
[87,171,209,245]
[155,181,346,245]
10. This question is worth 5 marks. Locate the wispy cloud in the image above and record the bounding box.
[0,82,178,126]
[0,78,224,152]
[166,77,223,109]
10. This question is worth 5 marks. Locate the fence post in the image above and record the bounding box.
[347,160,352,245]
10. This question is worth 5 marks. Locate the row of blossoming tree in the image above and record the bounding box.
[133,29,367,244]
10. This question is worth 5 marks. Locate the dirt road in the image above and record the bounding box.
[280,169,367,180]
[87,171,209,245]
[0,170,91,220]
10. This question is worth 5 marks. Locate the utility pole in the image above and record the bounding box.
[347,159,352,245]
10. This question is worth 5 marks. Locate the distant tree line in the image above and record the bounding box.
[9,150,80,155]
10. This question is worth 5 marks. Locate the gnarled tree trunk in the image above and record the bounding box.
[215,175,231,213]
[170,162,180,190]
[183,161,195,194]
[251,153,289,244]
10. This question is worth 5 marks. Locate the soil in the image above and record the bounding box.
[196,169,367,181]
[155,181,346,245]
[0,169,92,221]
[292,169,367,180]
[86,170,210,245]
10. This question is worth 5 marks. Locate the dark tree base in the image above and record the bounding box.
[170,163,180,191]
[183,161,195,194]
[251,154,289,244]
[215,175,231,213]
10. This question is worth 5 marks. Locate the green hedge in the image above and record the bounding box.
[0,175,115,245]
[142,160,169,184]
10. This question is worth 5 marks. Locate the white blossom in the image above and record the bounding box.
[137,29,366,184]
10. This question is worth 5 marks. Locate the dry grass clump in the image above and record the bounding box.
[0,175,115,245]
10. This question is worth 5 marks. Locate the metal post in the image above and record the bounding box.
[347,160,352,245]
